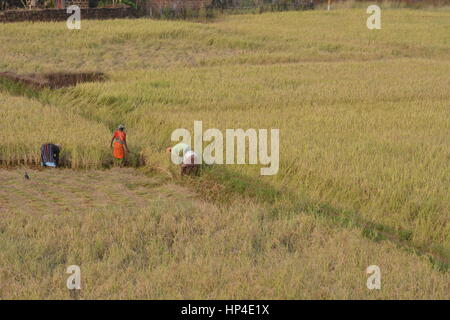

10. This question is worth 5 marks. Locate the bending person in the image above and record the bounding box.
[166,143,200,176]
[41,143,61,168]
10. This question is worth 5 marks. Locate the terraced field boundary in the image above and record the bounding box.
[0,72,105,89]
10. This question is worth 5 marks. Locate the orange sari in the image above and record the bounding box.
[113,130,126,159]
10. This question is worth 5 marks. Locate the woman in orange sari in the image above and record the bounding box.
[110,124,130,166]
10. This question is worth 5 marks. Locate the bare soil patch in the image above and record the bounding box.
[0,71,105,89]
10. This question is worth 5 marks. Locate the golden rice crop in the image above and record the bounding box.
[0,8,449,298]
[0,169,448,299]
[0,93,111,168]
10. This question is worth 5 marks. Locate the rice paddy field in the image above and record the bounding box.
[0,6,449,299]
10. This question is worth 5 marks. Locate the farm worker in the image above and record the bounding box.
[40,143,61,168]
[110,124,130,165]
[181,149,201,176]
[166,143,200,176]
[166,142,190,159]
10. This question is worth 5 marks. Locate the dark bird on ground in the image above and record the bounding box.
[24,172,30,180]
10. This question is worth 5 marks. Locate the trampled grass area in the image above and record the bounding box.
[0,8,449,298]
[0,169,448,299]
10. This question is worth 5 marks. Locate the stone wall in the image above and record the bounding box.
[66,0,90,8]
[140,0,213,16]
[0,6,136,23]
[54,0,90,9]
[150,0,212,9]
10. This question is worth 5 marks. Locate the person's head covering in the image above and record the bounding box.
[118,124,125,130]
